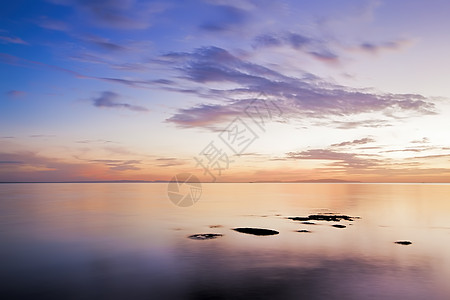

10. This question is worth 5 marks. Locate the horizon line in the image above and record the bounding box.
[1,181,450,184]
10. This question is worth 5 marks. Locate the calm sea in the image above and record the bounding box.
[1,183,449,299]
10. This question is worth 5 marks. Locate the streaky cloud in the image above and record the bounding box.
[160,46,436,129]
[6,90,26,98]
[332,138,375,147]
[287,149,381,169]
[0,35,28,45]
[92,91,149,112]
[48,0,170,29]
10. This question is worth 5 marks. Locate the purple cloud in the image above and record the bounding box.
[252,32,339,63]
[0,35,28,45]
[6,90,26,98]
[287,149,381,169]
[161,47,435,128]
[356,39,413,54]
[92,91,148,112]
[90,159,141,171]
[82,34,126,52]
[199,4,248,32]
[332,138,375,147]
[49,0,169,29]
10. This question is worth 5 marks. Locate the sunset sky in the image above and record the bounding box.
[1,0,450,182]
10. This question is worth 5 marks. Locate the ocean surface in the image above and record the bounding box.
[1,183,450,299]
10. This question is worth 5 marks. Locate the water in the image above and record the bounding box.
[1,183,449,299]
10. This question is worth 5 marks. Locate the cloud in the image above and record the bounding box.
[203,0,256,11]
[253,32,313,50]
[355,39,413,54]
[0,151,100,182]
[0,151,149,182]
[0,160,23,164]
[36,16,70,31]
[0,52,87,78]
[49,0,170,29]
[90,159,141,171]
[6,90,26,98]
[29,134,56,138]
[161,46,435,128]
[332,120,392,129]
[155,158,186,167]
[82,35,127,51]
[0,35,28,45]
[92,91,149,112]
[76,139,115,144]
[252,32,339,63]
[332,137,375,147]
[411,137,430,144]
[199,4,248,32]
[287,149,381,169]
[166,103,241,128]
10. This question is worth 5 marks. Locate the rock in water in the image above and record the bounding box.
[296,230,311,233]
[332,224,346,228]
[233,228,279,236]
[395,240,412,245]
[289,214,357,222]
[188,233,223,240]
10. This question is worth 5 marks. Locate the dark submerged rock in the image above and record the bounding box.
[289,217,310,221]
[332,224,347,228]
[296,230,311,233]
[289,214,359,222]
[188,233,223,240]
[233,228,279,236]
[395,240,412,245]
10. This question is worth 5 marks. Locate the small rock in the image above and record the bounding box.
[332,224,346,228]
[209,225,223,228]
[188,233,223,240]
[301,221,316,225]
[289,217,310,221]
[296,230,311,233]
[289,214,358,222]
[395,240,412,245]
[233,227,279,236]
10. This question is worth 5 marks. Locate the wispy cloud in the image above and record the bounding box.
[29,134,56,138]
[161,46,435,128]
[200,4,248,32]
[0,160,23,164]
[76,139,115,144]
[355,39,414,54]
[0,151,99,182]
[81,34,127,52]
[49,0,170,29]
[155,158,186,167]
[36,16,70,31]
[411,137,430,144]
[90,159,141,171]
[287,149,381,169]
[6,90,26,98]
[0,34,28,45]
[92,91,148,112]
[253,32,339,63]
[332,137,375,147]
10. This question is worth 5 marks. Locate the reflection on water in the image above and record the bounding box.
[0,183,450,299]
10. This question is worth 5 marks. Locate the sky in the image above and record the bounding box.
[1,0,450,183]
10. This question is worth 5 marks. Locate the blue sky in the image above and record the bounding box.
[1,0,450,182]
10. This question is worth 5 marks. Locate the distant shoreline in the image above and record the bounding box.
[1,181,449,184]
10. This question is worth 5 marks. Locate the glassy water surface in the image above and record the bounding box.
[1,183,450,299]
